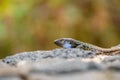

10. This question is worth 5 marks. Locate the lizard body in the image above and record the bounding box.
[54,38,120,55]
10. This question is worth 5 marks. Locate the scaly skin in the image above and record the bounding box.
[54,38,120,55]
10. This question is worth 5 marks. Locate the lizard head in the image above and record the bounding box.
[54,38,80,48]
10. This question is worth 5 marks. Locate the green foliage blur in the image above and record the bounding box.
[0,0,120,58]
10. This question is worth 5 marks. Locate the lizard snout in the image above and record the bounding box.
[54,39,62,47]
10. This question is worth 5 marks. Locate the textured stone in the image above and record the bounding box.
[2,48,96,65]
[1,48,120,80]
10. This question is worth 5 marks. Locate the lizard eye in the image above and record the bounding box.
[70,41,79,48]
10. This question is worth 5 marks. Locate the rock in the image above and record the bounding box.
[1,48,120,80]
[2,48,96,65]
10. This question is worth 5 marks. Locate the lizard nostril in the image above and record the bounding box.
[54,41,58,45]
[54,39,59,44]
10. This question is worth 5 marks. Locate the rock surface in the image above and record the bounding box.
[1,48,120,80]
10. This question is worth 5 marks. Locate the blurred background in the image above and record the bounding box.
[0,0,120,58]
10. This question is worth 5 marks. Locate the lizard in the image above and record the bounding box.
[54,38,120,55]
